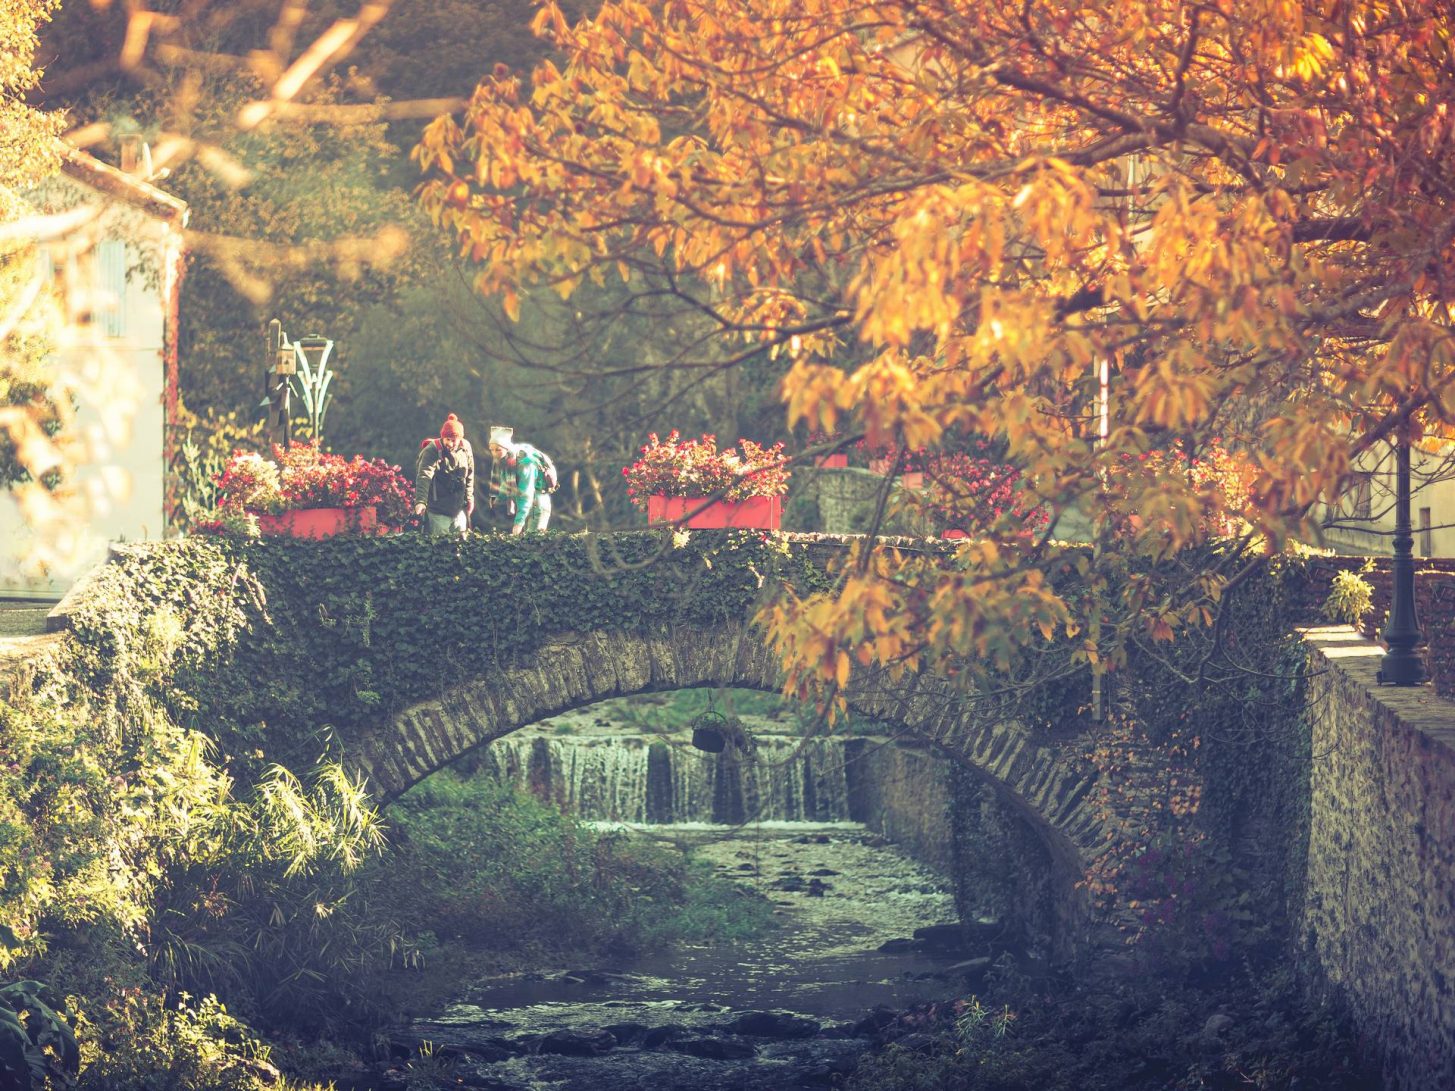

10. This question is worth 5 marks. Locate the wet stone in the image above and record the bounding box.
[640,1025,687,1049]
[535,1029,617,1055]
[730,1011,822,1038]
[670,1036,757,1059]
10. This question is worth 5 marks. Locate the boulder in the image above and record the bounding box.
[670,1036,757,1059]
[730,1011,822,1038]
[535,1029,617,1055]
[640,1024,687,1049]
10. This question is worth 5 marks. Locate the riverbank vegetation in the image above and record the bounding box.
[846,966,1376,1091]
[0,646,775,1089]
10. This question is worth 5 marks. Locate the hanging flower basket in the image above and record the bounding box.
[646,494,782,530]
[256,505,379,539]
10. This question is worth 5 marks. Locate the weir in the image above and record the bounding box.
[476,732,855,825]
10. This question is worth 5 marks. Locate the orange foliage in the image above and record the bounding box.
[417,0,1455,700]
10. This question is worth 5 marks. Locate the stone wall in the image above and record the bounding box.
[843,738,955,871]
[844,737,1065,956]
[1298,627,1455,1091]
[787,467,918,536]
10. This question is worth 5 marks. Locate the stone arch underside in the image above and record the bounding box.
[344,621,1114,954]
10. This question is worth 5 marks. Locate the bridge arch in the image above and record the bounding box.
[346,620,1111,955]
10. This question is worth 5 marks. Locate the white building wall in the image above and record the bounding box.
[1316,445,1455,559]
[1,179,181,599]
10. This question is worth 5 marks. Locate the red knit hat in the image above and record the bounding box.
[440,413,464,440]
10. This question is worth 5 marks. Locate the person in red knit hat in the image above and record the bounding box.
[413,413,475,536]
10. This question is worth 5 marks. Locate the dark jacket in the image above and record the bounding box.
[415,439,475,516]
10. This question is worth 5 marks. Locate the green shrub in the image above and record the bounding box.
[1321,564,1374,628]
[0,973,78,1091]
[379,772,772,956]
[74,992,273,1091]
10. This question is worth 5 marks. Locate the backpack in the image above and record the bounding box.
[417,438,472,509]
[520,444,559,493]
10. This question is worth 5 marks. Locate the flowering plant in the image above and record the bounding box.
[213,452,283,514]
[858,440,933,474]
[1114,441,1252,539]
[921,449,1049,539]
[622,431,791,510]
[213,442,413,528]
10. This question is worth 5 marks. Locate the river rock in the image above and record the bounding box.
[730,1011,822,1038]
[912,923,969,952]
[450,1065,531,1091]
[557,969,628,987]
[640,1024,687,1049]
[670,1036,757,1059]
[877,937,918,953]
[535,1029,618,1055]
[852,1007,900,1037]
[603,1022,649,1045]
[947,956,994,982]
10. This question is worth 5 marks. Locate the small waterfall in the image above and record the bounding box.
[477,734,855,823]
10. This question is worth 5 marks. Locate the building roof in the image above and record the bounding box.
[57,144,188,226]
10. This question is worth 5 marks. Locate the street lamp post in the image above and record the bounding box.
[1377,425,1427,685]
[263,319,294,449]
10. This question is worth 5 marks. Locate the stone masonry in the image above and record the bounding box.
[1299,626,1455,1091]
[345,620,1114,953]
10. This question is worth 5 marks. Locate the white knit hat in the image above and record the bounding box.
[488,424,515,448]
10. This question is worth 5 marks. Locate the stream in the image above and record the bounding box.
[400,820,998,1090]
[387,720,1017,1089]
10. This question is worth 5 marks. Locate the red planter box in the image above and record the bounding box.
[256,506,378,539]
[814,453,849,469]
[646,494,782,530]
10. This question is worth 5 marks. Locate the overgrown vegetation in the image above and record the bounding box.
[845,965,1376,1091]
[1,531,800,1087]
[380,772,775,958]
[62,531,832,769]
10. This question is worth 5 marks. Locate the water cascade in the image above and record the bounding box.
[477,733,857,824]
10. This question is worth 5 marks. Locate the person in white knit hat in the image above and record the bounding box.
[488,425,555,535]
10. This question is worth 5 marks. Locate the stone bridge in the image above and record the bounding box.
[347,618,1113,954]
[26,535,1177,959]
[13,537,1455,1086]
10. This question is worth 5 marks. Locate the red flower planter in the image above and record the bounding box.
[257,506,378,539]
[647,494,782,530]
[814,453,849,469]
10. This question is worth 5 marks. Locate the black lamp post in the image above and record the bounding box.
[263,319,294,450]
[1377,424,1427,685]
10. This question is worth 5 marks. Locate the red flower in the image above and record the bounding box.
[212,441,414,529]
[621,431,791,512]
